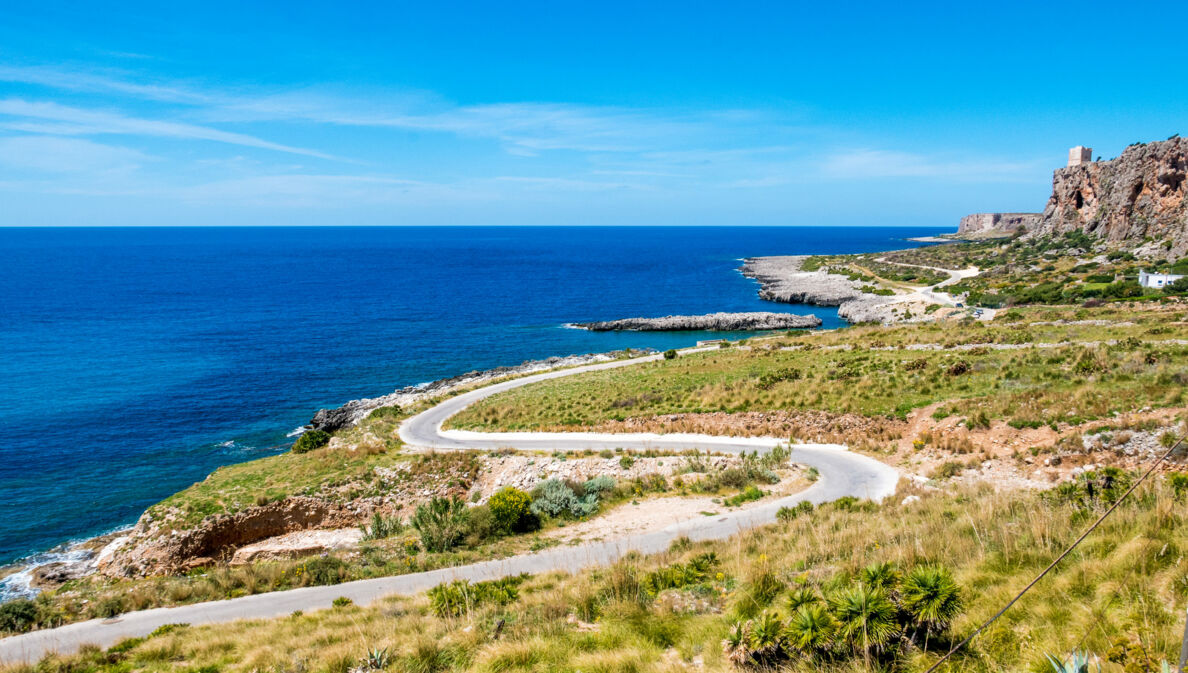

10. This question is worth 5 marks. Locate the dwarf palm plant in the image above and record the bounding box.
[722,621,751,667]
[900,565,963,649]
[860,561,902,592]
[830,584,899,662]
[786,585,821,612]
[747,611,788,665]
[785,603,836,654]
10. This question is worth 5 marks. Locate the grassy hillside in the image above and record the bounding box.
[12,476,1187,673]
[450,305,1188,437]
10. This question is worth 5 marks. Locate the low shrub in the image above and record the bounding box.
[303,556,349,585]
[411,496,470,553]
[0,599,37,633]
[292,430,331,454]
[331,596,353,608]
[663,349,678,360]
[487,487,538,534]
[427,575,526,618]
[1046,467,1133,511]
[724,485,763,507]
[360,512,405,541]
[776,500,814,522]
[726,562,963,667]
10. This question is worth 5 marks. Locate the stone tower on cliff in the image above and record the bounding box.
[1068,146,1093,167]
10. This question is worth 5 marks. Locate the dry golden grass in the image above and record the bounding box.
[13,477,1188,673]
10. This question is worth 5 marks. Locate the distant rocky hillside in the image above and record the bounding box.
[957,136,1187,256]
[957,212,1041,237]
[1033,136,1187,255]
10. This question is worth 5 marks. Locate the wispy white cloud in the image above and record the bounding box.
[0,135,150,173]
[0,99,336,159]
[0,65,796,156]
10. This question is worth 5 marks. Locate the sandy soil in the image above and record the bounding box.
[542,470,810,545]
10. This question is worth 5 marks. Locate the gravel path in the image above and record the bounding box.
[0,348,898,664]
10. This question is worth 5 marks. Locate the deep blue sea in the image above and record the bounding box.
[0,225,946,570]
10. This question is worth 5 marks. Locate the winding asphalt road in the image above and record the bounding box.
[0,348,898,664]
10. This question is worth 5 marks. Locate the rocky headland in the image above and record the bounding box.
[740,256,904,323]
[953,137,1188,256]
[957,212,1041,237]
[1033,136,1187,255]
[572,312,821,331]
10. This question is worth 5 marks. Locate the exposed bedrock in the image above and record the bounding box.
[573,312,822,331]
[740,256,897,324]
[101,497,363,577]
[1034,137,1188,255]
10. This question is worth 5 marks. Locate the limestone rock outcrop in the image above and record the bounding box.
[1032,136,1188,255]
[101,496,363,576]
[573,312,821,331]
[957,213,1040,236]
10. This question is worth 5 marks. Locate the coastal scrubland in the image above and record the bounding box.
[450,304,1188,436]
[9,475,1188,673]
[14,447,799,625]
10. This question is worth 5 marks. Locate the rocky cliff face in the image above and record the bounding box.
[1033,137,1188,255]
[957,212,1040,236]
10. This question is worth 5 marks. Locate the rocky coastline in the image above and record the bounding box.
[308,349,652,432]
[740,255,902,323]
[572,312,821,331]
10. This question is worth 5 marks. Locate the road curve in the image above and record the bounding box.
[0,349,897,664]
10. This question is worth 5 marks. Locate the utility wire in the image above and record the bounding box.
[924,435,1184,673]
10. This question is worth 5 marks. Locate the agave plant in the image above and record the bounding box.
[785,603,836,654]
[899,565,963,649]
[360,646,390,671]
[829,584,900,658]
[786,585,821,612]
[1044,651,1100,673]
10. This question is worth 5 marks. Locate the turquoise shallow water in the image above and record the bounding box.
[0,225,946,572]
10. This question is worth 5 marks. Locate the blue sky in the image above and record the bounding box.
[1,1,1185,226]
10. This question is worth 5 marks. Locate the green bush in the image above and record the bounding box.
[727,562,964,667]
[776,500,814,522]
[304,556,349,585]
[487,487,538,534]
[427,575,526,618]
[1047,467,1133,511]
[0,599,37,633]
[663,349,678,360]
[1169,473,1188,499]
[724,485,764,507]
[529,477,613,520]
[292,430,331,454]
[411,496,470,552]
[360,512,405,541]
[331,596,353,608]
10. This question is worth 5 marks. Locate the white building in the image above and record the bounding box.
[1138,269,1185,289]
